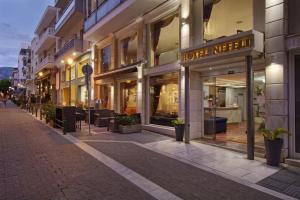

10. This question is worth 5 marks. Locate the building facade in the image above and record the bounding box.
[54,0,91,107]
[29,0,299,162]
[17,45,31,90]
[81,0,300,161]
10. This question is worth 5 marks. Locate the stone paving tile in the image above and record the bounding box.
[0,104,154,200]
[87,141,281,200]
[77,124,170,144]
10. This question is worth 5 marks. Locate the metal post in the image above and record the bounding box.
[246,55,254,160]
[69,65,71,106]
[184,67,190,144]
[87,75,91,136]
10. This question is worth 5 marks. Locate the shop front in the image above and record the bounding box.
[181,30,264,159]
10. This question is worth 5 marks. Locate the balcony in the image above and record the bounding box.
[34,56,55,74]
[55,0,84,37]
[55,38,85,60]
[35,27,56,55]
[84,0,168,42]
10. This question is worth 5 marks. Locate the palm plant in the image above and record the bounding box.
[260,127,287,140]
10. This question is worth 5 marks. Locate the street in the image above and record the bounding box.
[0,102,293,200]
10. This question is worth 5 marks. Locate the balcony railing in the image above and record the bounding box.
[84,0,125,32]
[36,27,55,51]
[35,56,54,73]
[55,38,83,59]
[55,0,75,31]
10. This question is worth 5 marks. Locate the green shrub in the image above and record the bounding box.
[171,118,184,126]
[116,115,138,126]
[42,103,56,121]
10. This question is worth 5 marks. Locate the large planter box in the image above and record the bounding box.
[119,124,142,134]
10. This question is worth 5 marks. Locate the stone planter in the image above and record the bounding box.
[119,124,142,134]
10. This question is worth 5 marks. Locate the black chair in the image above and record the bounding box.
[76,107,85,129]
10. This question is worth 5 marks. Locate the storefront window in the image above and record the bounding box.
[120,34,137,67]
[65,69,70,81]
[253,71,266,147]
[203,0,253,42]
[150,13,179,67]
[120,80,137,114]
[101,45,112,73]
[77,85,87,107]
[99,84,112,109]
[70,66,75,80]
[149,72,179,126]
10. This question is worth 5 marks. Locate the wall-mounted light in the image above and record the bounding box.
[67,58,74,65]
[38,72,43,77]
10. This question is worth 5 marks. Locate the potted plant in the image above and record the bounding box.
[259,125,287,166]
[116,115,141,134]
[171,118,185,141]
[42,103,56,126]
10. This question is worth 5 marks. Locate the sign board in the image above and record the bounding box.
[181,30,264,65]
[82,64,93,76]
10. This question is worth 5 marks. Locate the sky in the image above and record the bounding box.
[0,0,53,68]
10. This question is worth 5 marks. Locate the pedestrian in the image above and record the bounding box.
[3,94,7,107]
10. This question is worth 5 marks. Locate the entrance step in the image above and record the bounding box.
[143,124,175,137]
[285,158,300,174]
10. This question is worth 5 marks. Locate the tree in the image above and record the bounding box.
[0,79,11,93]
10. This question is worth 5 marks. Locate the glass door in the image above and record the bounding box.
[203,77,217,139]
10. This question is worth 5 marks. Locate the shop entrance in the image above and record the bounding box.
[201,71,265,154]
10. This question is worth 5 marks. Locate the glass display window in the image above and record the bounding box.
[120,34,138,67]
[120,80,137,114]
[203,0,253,42]
[100,45,112,73]
[149,72,179,126]
[150,13,179,67]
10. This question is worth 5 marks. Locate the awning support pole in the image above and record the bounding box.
[246,55,254,160]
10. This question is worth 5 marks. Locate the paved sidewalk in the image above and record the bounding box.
[0,103,154,200]
[86,141,280,200]
[77,123,280,183]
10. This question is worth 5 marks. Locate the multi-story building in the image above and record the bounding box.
[10,68,19,88]
[81,0,300,162]
[54,0,90,107]
[17,44,31,90]
[32,6,58,103]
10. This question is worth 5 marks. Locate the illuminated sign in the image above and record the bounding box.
[181,34,254,63]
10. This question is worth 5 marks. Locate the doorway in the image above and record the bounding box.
[201,71,265,154]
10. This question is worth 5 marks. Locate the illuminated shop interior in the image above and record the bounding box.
[150,72,179,126]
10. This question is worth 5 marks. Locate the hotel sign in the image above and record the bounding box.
[180,31,263,65]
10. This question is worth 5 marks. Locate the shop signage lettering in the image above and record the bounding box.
[181,36,253,63]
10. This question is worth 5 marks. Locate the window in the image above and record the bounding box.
[99,84,112,109]
[203,0,253,42]
[149,72,179,126]
[120,80,137,114]
[100,45,112,73]
[150,13,179,66]
[120,34,138,66]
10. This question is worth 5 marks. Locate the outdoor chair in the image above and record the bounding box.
[75,107,85,129]
[94,109,115,128]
